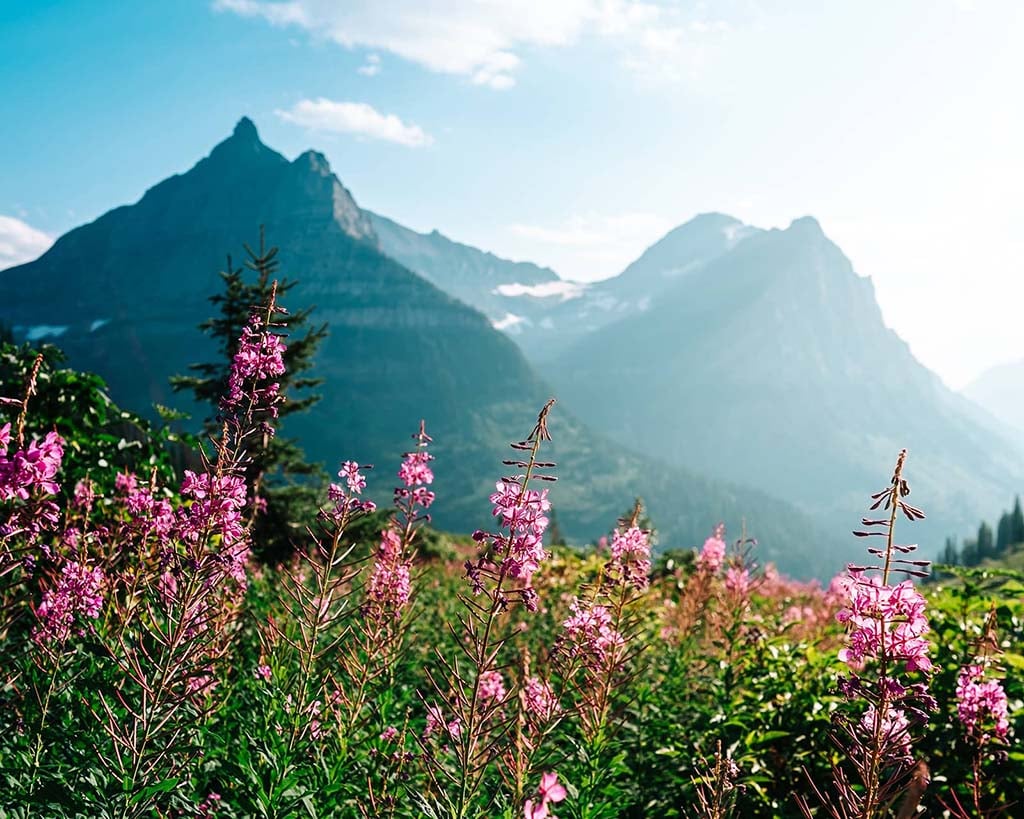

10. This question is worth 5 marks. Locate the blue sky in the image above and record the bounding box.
[2,0,1023,388]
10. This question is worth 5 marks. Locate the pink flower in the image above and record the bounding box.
[562,599,624,667]
[339,461,366,495]
[609,526,651,590]
[478,669,507,704]
[521,676,559,722]
[957,664,1010,743]
[220,311,286,420]
[33,560,105,645]
[0,430,65,502]
[72,478,96,512]
[398,450,434,487]
[423,704,461,741]
[365,526,412,617]
[480,480,551,584]
[697,527,726,573]
[380,726,400,743]
[860,705,912,763]
[524,772,568,819]
[255,664,272,682]
[724,566,751,598]
[836,576,932,673]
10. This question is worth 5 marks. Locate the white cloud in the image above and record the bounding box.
[492,312,527,331]
[358,52,380,76]
[0,215,53,270]
[494,281,586,300]
[275,98,433,147]
[214,0,730,88]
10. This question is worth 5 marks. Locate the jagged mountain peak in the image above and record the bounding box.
[233,115,259,140]
[293,149,332,176]
[786,214,825,235]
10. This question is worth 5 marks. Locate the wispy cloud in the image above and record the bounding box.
[214,0,732,89]
[357,53,380,76]
[0,215,53,270]
[494,281,586,300]
[275,98,433,147]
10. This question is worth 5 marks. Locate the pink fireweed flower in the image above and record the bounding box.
[609,525,651,590]
[364,526,412,617]
[220,310,286,419]
[33,560,105,645]
[562,599,624,667]
[524,772,568,819]
[724,566,751,598]
[476,480,551,584]
[339,460,366,494]
[114,471,138,496]
[380,726,400,743]
[398,449,434,487]
[957,664,1010,744]
[860,705,912,764]
[0,430,65,501]
[255,664,272,682]
[116,473,176,542]
[521,675,560,722]
[178,471,248,547]
[836,576,933,673]
[423,703,462,741]
[72,478,96,513]
[478,669,507,704]
[697,526,727,573]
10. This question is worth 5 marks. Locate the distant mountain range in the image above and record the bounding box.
[0,117,842,577]
[387,207,1024,553]
[963,360,1024,436]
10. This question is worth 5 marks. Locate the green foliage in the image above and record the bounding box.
[0,342,192,492]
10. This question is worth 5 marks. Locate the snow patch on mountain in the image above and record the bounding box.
[494,281,586,301]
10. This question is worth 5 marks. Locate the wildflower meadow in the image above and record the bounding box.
[0,289,1021,819]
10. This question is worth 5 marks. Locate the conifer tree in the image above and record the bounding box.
[996,511,1012,555]
[939,536,959,567]
[976,521,995,562]
[1012,496,1024,546]
[960,538,980,566]
[172,227,328,559]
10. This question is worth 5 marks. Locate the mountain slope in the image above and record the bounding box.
[372,211,755,361]
[544,216,1024,554]
[0,119,842,577]
[366,210,571,331]
[964,360,1024,435]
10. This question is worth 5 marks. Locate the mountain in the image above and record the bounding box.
[366,211,575,333]
[542,216,1024,555]
[0,118,842,577]
[372,211,755,361]
[963,359,1024,435]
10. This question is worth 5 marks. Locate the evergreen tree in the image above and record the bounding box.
[172,228,328,559]
[976,522,995,562]
[938,536,959,567]
[996,512,1012,555]
[960,538,980,566]
[1012,496,1024,546]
